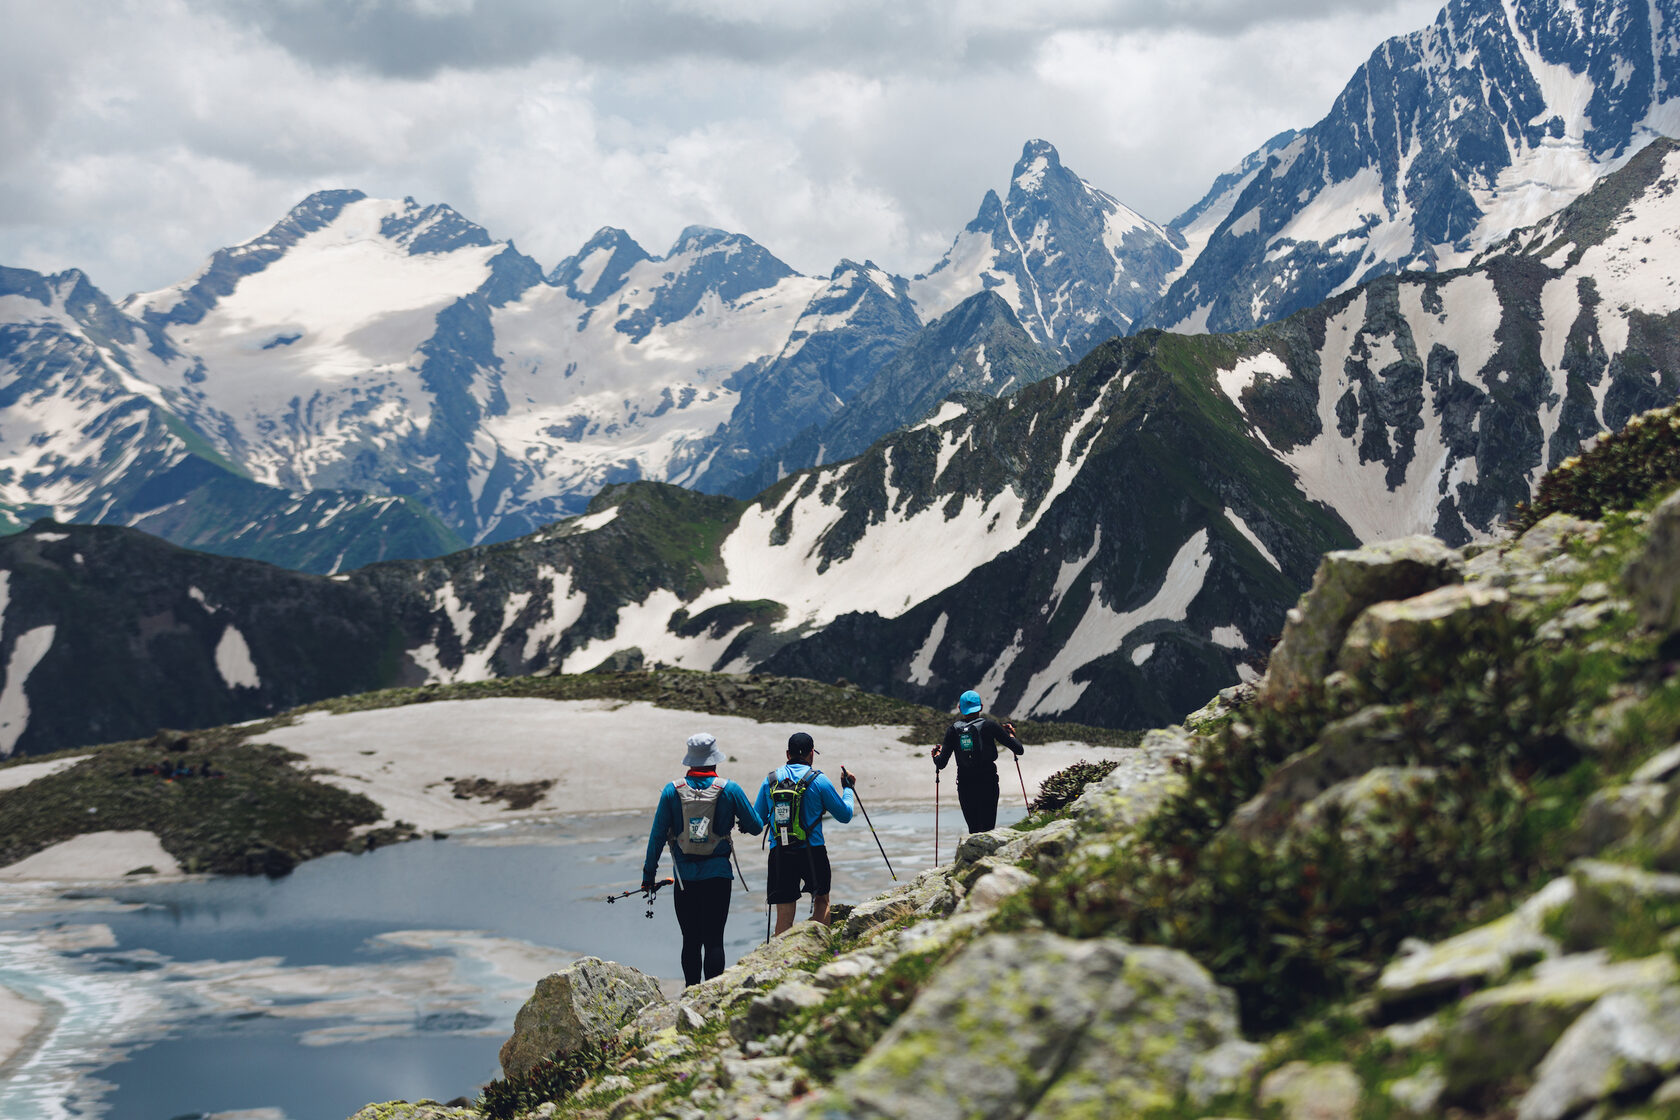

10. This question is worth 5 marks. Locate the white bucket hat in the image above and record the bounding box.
[683,732,725,769]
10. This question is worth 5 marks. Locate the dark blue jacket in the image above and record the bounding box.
[643,773,763,883]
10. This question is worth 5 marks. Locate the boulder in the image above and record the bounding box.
[1376,876,1574,1014]
[1262,536,1463,701]
[954,828,1018,867]
[816,932,1240,1120]
[1512,514,1603,566]
[1567,782,1671,858]
[1624,488,1680,637]
[1561,860,1680,952]
[842,868,961,942]
[958,865,1037,916]
[1440,951,1680,1101]
[499,957,664,1078]
[1288,766,1440,843]
[1226,706,1409,843]
[1517,986,1680,1120]
[1335,584,1511,678]
[1385,1065,1445,1115]
[1634,743,1680,784]
[682,920,832,1020]
[730,978,827,1044]
[1071,728,1194,834]
[1257,1061,1363,1120]
[347,1104,479,1120]
[1187,1038,1265,1106]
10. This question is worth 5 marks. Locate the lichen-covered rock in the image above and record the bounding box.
[730,978,827,1044]
[1511,514,1603,566]
[1070,727,1193,834]
[1440,952,1680,1102]
[1634,743,1680,785]
[1288,766,1440,843]
[1257,1061,1363,1120]
[1336,583,1511,677]
[1567,782,1671,858]
[1184,682,1257,732]
[682,920,832,1020]
[954,827,1017,866]
[806,932,1240,1120]
[841,867,962,942]
[1561,860,1680,951]
[1517,986,1680,1120]
[994,817,1080,870]
[957,864,1036,916]
[1261,535,1464,701]
[1187,1038,1265,1106]
[1386,1065,1445,1116]
[1376,876,1574,1013]
[499,958,664,1078]
[1624,488,1680,637]
[347,1103,480,1120]
[1226,706,1408,842]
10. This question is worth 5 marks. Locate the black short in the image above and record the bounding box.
[767,844,831,904]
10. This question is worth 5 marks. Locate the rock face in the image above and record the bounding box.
[1261,537,1463,701]
[498,958,664,1078]
[819,932,1241,1120]
[1626,488,1680,638]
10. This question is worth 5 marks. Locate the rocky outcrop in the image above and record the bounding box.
[1261,536,1463,701]
[810,933,1241,1120]
[498,958,664,1078]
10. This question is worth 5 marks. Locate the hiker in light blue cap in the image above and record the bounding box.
[643,732,763,985]
[931,690,1022,832]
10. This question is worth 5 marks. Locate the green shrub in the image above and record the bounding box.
[1030,606,1604,1031]
[1512,404,1680,530]
[1027,759,1120,813]
[477,1038,628,1120]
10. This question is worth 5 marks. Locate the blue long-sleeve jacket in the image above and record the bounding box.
[643,774,763,883]
[752,763,854,849]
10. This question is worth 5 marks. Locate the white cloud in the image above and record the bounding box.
[0,0,1445,298]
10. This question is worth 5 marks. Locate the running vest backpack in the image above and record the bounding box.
[953,717,985,756]
[767,768,819,847]
[670,777,728,856]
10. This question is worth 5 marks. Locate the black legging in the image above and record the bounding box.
[956,774,1000,833]
[672,877,732,985]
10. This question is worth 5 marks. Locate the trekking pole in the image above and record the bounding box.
[845,770,897,881]
[602,879,673,903]
[1006,723,1030,809]
[934,767,941,867]
[730,846,751,890]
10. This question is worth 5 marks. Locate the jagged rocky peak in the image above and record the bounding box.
[377,196,495,255]
[913,138,1183,357]
[1145,0,1680,334]
[548,226,652,302]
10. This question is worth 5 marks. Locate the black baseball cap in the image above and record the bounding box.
[787,732,816,757]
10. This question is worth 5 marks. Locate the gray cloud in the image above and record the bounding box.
[206,0,1440,78]
[0,0,1446,299]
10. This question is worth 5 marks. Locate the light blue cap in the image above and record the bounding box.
[958,690,983,715]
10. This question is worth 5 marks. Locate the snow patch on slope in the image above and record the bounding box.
[1019,529,1212,717]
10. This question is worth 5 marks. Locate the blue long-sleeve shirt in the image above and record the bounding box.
[752,763,854,849]
[643,773,763,883]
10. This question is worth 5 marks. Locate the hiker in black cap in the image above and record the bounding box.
[932,689,1023,833]
[643,732,764,985]
[753,732,855,935]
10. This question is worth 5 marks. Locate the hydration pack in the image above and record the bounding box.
[954,717,985,754]
[671,777,728,856]
[768,768,819,847]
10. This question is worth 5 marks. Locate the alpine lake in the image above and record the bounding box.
[0,802,1018,1120]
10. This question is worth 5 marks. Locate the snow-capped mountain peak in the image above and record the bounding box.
[912,139,1185,357]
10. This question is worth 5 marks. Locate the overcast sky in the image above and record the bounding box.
[1,0,1445,299]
